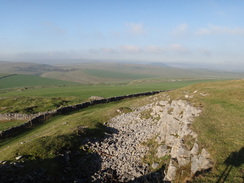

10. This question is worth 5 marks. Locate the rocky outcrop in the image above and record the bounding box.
[86,99,213,182]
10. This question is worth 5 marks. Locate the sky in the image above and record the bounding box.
[0,0,244,70]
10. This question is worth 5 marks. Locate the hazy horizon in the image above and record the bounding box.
[1,1,244,71]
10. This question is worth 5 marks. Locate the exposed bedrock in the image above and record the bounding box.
[87,100,213,182]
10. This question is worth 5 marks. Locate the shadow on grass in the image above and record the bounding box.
[216,147,244,183]
[0,124,115,183]
[130,166,165,183]
[108,165,165,183]
[0,123,166,183]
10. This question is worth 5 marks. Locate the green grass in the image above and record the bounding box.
[0,79,243,182]
[0,120,26,131]
[0,79,212,115]
[164,79,244,182]
[0,96,81,114]
[0,99,140,160]
[0,74,10,78]
[0,74,77,89]
[84,68,155,79]
[0,79,211,98]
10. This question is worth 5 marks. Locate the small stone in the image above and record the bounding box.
[156,145,169,158]
[1,161,7,165]
[15,156,23,160]
[151,163,159,169]
[13,162,24,168]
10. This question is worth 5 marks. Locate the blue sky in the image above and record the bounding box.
[0,0,244,70]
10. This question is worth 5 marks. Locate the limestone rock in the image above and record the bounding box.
[82,99,212,182]
[156,145,169,158]
[191,148,214,175]
[164,159,178,181]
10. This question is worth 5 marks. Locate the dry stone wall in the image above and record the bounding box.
[0,113,43,121]
[0,91,163,139]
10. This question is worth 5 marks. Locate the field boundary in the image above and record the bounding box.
[0,113,46,121]
[0,74,17,80]
[0,90,167,139]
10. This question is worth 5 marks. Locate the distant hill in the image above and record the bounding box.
[1,61,244,84]
[0,61,63,75]
[41,62,244,84]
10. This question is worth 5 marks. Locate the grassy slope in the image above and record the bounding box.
[0,74,77,89]
[166,80,244,182]
[0,80,243,182]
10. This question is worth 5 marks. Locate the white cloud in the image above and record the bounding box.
[120,45,141,53]
[100,48,117,54]
[145,46,165,54]
[169,44,190,53]
[196,24,244,35]
[126,23,145,35]
[172,23,188,36]
[99,44,189,55]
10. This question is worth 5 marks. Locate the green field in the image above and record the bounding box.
[0,78,212,131]
[0,74,10,78]
[40,62,244,84]
[0,80,243,182]
[0,79,213,98]
[0,96,80,114]
[0,79,213,115]
[83,68,155,79]
[0,74,77,89]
